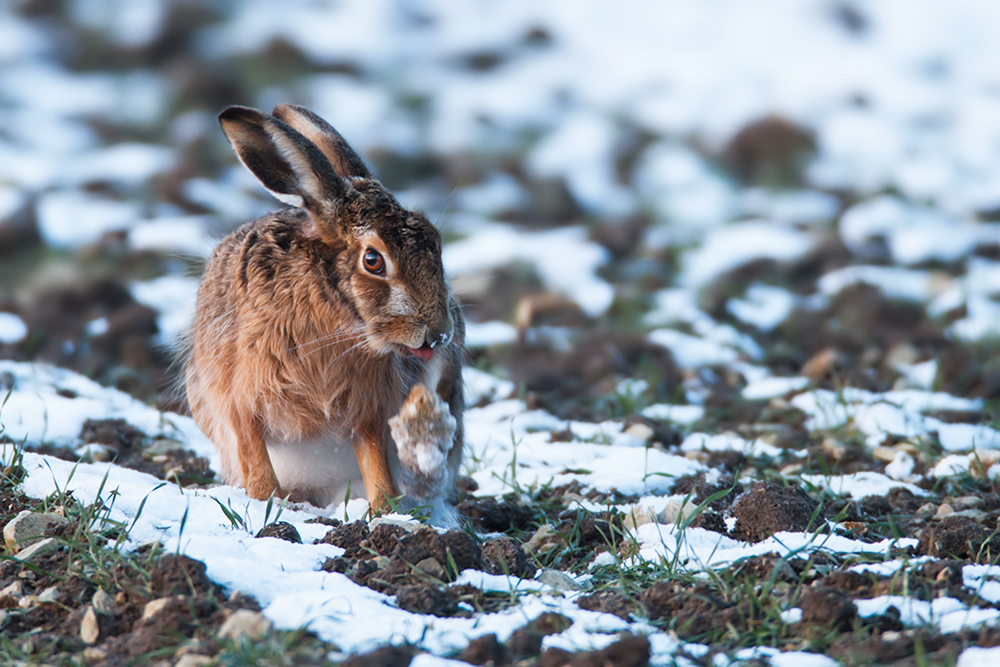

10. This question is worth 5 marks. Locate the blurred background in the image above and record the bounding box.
[2,0,1000,424]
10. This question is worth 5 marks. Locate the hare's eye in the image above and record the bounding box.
[362,248,385,275]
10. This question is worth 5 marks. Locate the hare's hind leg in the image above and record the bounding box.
[354,427,400,511]
[233,411,281,500]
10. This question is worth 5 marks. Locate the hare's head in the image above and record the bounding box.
[219,104,453,360]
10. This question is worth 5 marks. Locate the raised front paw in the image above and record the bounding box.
[389,384,457,488]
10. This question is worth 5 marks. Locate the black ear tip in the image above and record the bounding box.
[218,105,263,125]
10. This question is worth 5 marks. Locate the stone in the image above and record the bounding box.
[15,537,61,563]
[954,495,985,509]
[951,509,987,523]
[83,647,108,663]
[217,609,273,641]
[175,638,213,657]
[142,596,181,622]
[3,511,68,552]
[145,438,185,456]
[537,568,583,592]
[0,581,23,600]
[873,446,897,463]
[622,505,656,531]
[622,422,654,443]
[92,589,116,615]
[414,557,446,580]
[0,610,9,630]
[657,497,699,525]
[174,655,213,667]
[80,606,102,645]
[37,585,61,604]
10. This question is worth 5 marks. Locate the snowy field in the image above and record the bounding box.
[3,1,1000,665]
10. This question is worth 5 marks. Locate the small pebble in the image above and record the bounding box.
[217,609,273,641]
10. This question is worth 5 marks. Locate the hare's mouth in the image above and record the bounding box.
[405,343,434,361]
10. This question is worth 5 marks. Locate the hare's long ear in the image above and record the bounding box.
[218,106,348,212]
[272,104,372,179]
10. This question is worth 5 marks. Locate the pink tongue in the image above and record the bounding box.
[407,344,434,360]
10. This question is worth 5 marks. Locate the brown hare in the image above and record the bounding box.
[185,104,464,525]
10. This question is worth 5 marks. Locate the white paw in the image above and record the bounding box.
[389,384,457,494]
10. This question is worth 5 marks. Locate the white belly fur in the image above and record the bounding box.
[266,426,363,508]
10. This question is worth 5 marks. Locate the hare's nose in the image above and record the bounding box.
[427,326,452,348]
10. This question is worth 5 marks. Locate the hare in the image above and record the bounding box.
[185,104,464,525]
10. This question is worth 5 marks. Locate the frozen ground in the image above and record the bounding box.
[3,0,1000,665]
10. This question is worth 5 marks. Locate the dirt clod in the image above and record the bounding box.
[459,632,507,666]
[730,482,820,543]
[541,632,650,667]
[799,587,857,631]
[917,515,1000,562]
[255,521,302,543]
[506,612,573,658]
[343,644,414,667]
[367,523,411,555]
[317,520,371,558]
[576,590,636,620]
[394,584,458,617]
[150,554,214,598]
[481,536,535,579]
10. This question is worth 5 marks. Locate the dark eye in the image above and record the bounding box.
[362,248,385,275]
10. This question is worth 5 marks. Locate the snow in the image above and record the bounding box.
[641,404,705,425]
[35,191,141,249]
[737,188,839,226]
[885,451,915,480]
[630,522,916,571]
[0,313,28,345]
[0,185,26,219]
[817,265,944,302]
[959,647,1000,667]
[838,195,1000,265]
[680,220,814,288]
[855,595,999,634]
[128,216,216,257]
[635,142,734,238]
[779,608,802,624]
[648,329,739,369]
[442,223,613,318]
[950,295,1000,342]
[798,472,930,500]
[455,175,527,216]
[681,432,785,460]
[768,652,838,667]
[726,284,795,332]
[464,321,518,348]
[529,111,636,216]
[742,376,810,401]
[790,388,987,449]
[130,275,200,346]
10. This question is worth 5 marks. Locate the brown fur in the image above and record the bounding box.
[185,105,464,514]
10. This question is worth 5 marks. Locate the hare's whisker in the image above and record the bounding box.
[287,330,366,353]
